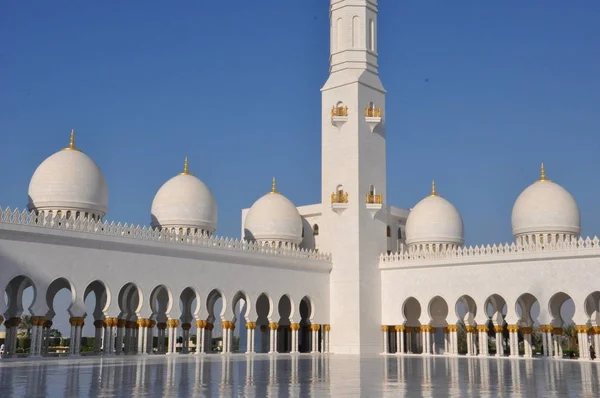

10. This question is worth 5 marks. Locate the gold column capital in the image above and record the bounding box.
[196,320,207,329]
[324,324,331,332]
[269,322,279,331]
[507,324,519,332]
[395,325,405,332]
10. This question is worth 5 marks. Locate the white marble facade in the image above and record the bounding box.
[1,0,599,360]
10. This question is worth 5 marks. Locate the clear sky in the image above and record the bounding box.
[1,1,599,335]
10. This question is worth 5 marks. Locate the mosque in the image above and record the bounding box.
[1,0,599,361]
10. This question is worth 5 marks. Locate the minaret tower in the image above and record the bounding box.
[321,0,387,354]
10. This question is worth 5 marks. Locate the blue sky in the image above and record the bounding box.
[1,0,599,247]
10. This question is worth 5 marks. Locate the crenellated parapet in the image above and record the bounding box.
[0,206,331,262]
[380,235,600,267]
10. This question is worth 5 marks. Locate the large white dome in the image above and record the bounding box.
[511,164,580,238]
[28,132,108,218]
[244,178,302,246]
[405,182,464,248]
[150,158,217,234]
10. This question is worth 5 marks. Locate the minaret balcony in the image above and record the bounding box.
[365,107,382,133]
[331,191,349,214]
[366,194,383,218]
[331,106,349,130]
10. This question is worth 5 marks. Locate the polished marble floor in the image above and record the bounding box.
[0,354,598,397]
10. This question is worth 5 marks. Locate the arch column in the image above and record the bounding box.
[156,322,167,353]
[269,323,279,354]
[395,326,405,354]
[246,322,257,354]
[3,317,20,357]
[136,319,150,355]
[289,323,299,354]
[575,325,590,359]
[507,324,519,357]
[521,327,533,358]
[167,319,179,354]
[195,320,206,354]
[323,325,331,353]
[381,325,389,354]
[593,327,600,361]
[115,319,127,355]
[552,327,563,358]
[493,325,503,356]
[465,326,476,356]
[204,322,214,352]
[146,320,156,354]
[69,317,84,355]
[180,323,191,354]
[93,320,105,354]
[477,325,489,356]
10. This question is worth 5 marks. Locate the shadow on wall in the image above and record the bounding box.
[300,218,316,251]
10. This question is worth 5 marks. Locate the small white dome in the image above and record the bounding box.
[244,179,302,246]
[28,132,108,217]
[511,164,580,238]
[151,158,217,234]
[405,182,464,248]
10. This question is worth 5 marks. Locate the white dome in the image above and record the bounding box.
[151,160,217,234]
[28,134,108,217]
[511,165,580,238]
[244,179,302,246]
[405,182,464,248]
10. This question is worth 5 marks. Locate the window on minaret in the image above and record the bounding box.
[352,16,360,48]
[369,19,375,51]
[313,224,319,236]
[386,226,391,238]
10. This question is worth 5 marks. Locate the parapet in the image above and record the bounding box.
[0,206,332,262]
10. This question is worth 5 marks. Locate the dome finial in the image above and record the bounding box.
[271,177,278,194]
[539,162,547,181]
[180,156,193,176]
[430,180,437,196]
[63,129,81,151]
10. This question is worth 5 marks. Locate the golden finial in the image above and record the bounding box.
[62,129,80,151]
[430,180,437,196]
[180,156,193,176]
[539,162,547,181]
[271,177,278,194]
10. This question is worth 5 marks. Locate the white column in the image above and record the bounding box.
[382,326,389,354]
[115,319,125,355]
[69,318,77,355]
[546,329,554,357]
[195,321,205,354]
[74,323,82,355]
[594,332,600,360]
[137,319,146,354]
[246,323,255,354]
[399,327,405,354]
[30,322,39,357]
[325,326,330,353]
[494,326,503,357]
[396,327,402,354]
[103,320,112,354]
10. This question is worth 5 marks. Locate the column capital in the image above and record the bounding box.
[551,327,563,335]
[381,325,389,332]
[493,325,503,333]
[324,324,331,331]
[205,322,214,331]
[575,324,589,333]
[290,323,300,331]
[148,319,157,328]
[157,322,167,330]
[507,324,519,332]
[117,318,127,328]
[181,322,191,331]
[246,321,257,330]
[94,319,106,329]
[465,326,476,333]
[477,325,488,332]
[196,320,207,329]
[447,325,458,332]
[395,325,405,332]
[521,327,533,334]
[269,322,279,331]
[167,319,180,328]
[593,326,600,333]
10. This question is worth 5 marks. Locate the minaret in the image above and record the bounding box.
[321,0,387,354]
